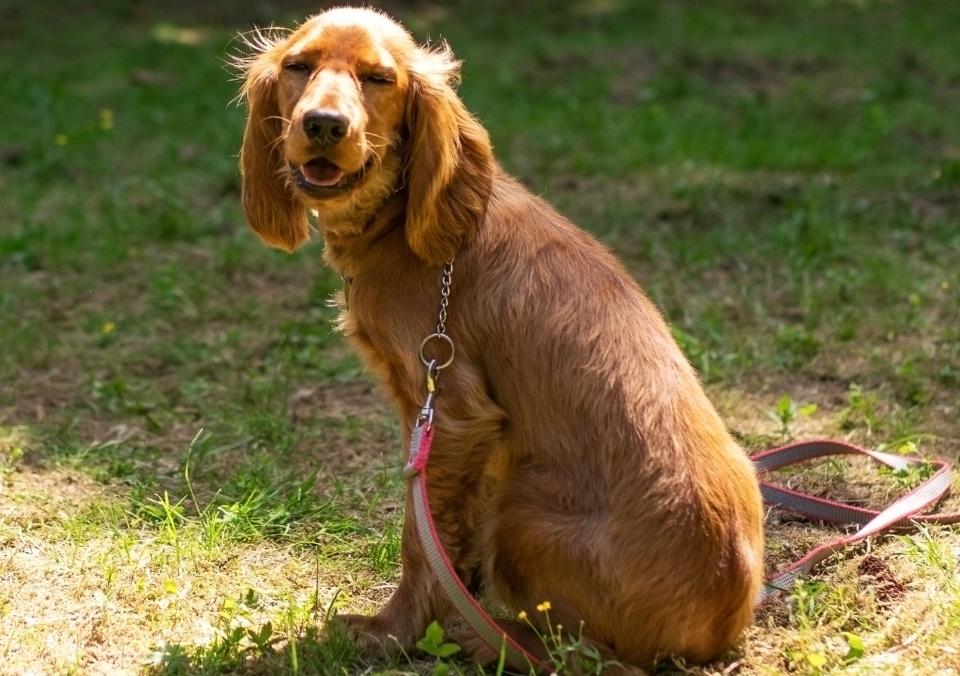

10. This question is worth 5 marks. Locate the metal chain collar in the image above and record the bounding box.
[418,260,455,371]
[416,260,455,425]
[435,260,453,336]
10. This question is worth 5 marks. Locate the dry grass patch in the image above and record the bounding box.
[0,447,402,674]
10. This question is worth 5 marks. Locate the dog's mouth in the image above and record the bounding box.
[290,155,374,198]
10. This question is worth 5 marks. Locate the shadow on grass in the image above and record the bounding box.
[148,619,458,676]
[149,621,359,675]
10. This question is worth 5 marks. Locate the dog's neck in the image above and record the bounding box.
[320,190,407,279]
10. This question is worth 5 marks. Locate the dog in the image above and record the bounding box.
[238,7,764,671]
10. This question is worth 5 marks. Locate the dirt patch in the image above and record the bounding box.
[289,381,401,479]
[858,554,906,608]
[289,380,380,425]
[0,364,89,430]
[607,48,841,105]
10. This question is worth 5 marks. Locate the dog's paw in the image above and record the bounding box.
[335,612,403,658]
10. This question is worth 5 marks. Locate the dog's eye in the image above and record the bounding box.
[283,61,311,73]
[361,72,395,85]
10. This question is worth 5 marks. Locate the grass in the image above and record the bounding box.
[1,0,959,673]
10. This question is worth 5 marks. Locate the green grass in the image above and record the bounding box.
[1,0,959,673]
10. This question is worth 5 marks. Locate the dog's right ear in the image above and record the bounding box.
[239,44,310,252]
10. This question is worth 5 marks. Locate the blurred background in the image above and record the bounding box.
[1,1,958,673]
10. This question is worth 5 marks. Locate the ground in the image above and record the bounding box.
[1,0,959,674]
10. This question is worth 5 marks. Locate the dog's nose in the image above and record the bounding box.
[302,110,349,147]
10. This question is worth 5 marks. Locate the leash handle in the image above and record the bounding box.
[756,438,959,603]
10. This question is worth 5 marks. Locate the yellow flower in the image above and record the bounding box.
[517,610,527,621]
[54,133,69,146]
[100,108,114,131]
[536,601,551,612]
[101,321,116,335]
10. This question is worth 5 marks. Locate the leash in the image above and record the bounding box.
[402,262,960,672]
[405,419,540,670]
[755,439,960,602]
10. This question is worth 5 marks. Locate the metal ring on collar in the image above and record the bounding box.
[419,333,455,370]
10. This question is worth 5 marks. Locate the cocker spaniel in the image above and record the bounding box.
[238,7,763,671]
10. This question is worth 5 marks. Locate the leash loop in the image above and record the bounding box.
[415,260,456,424]
[756,438,959,603]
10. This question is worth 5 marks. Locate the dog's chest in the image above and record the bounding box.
[337,291,426,417]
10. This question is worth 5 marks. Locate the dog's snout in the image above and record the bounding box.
[302,110,349,147]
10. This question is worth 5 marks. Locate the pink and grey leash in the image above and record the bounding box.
[755,439,960,602]
[405,419,540,671]
[403,261,959,671]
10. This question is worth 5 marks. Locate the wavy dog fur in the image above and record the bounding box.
[238,7,764,671]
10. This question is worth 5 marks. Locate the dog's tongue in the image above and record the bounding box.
[301,158,344,187]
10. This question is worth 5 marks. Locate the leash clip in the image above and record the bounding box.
[417,393,436,427]
[416,359,439,427]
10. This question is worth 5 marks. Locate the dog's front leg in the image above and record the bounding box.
[337,485,451,656]
[338,384,504,657]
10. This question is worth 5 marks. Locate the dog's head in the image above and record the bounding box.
[238,7,494,264]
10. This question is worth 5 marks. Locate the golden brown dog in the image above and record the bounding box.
[238,7,764,671]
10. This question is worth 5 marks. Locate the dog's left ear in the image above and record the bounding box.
[404,45,495,265]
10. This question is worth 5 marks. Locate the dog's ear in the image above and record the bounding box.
[239,45,310,252]
[404,44,494,265]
